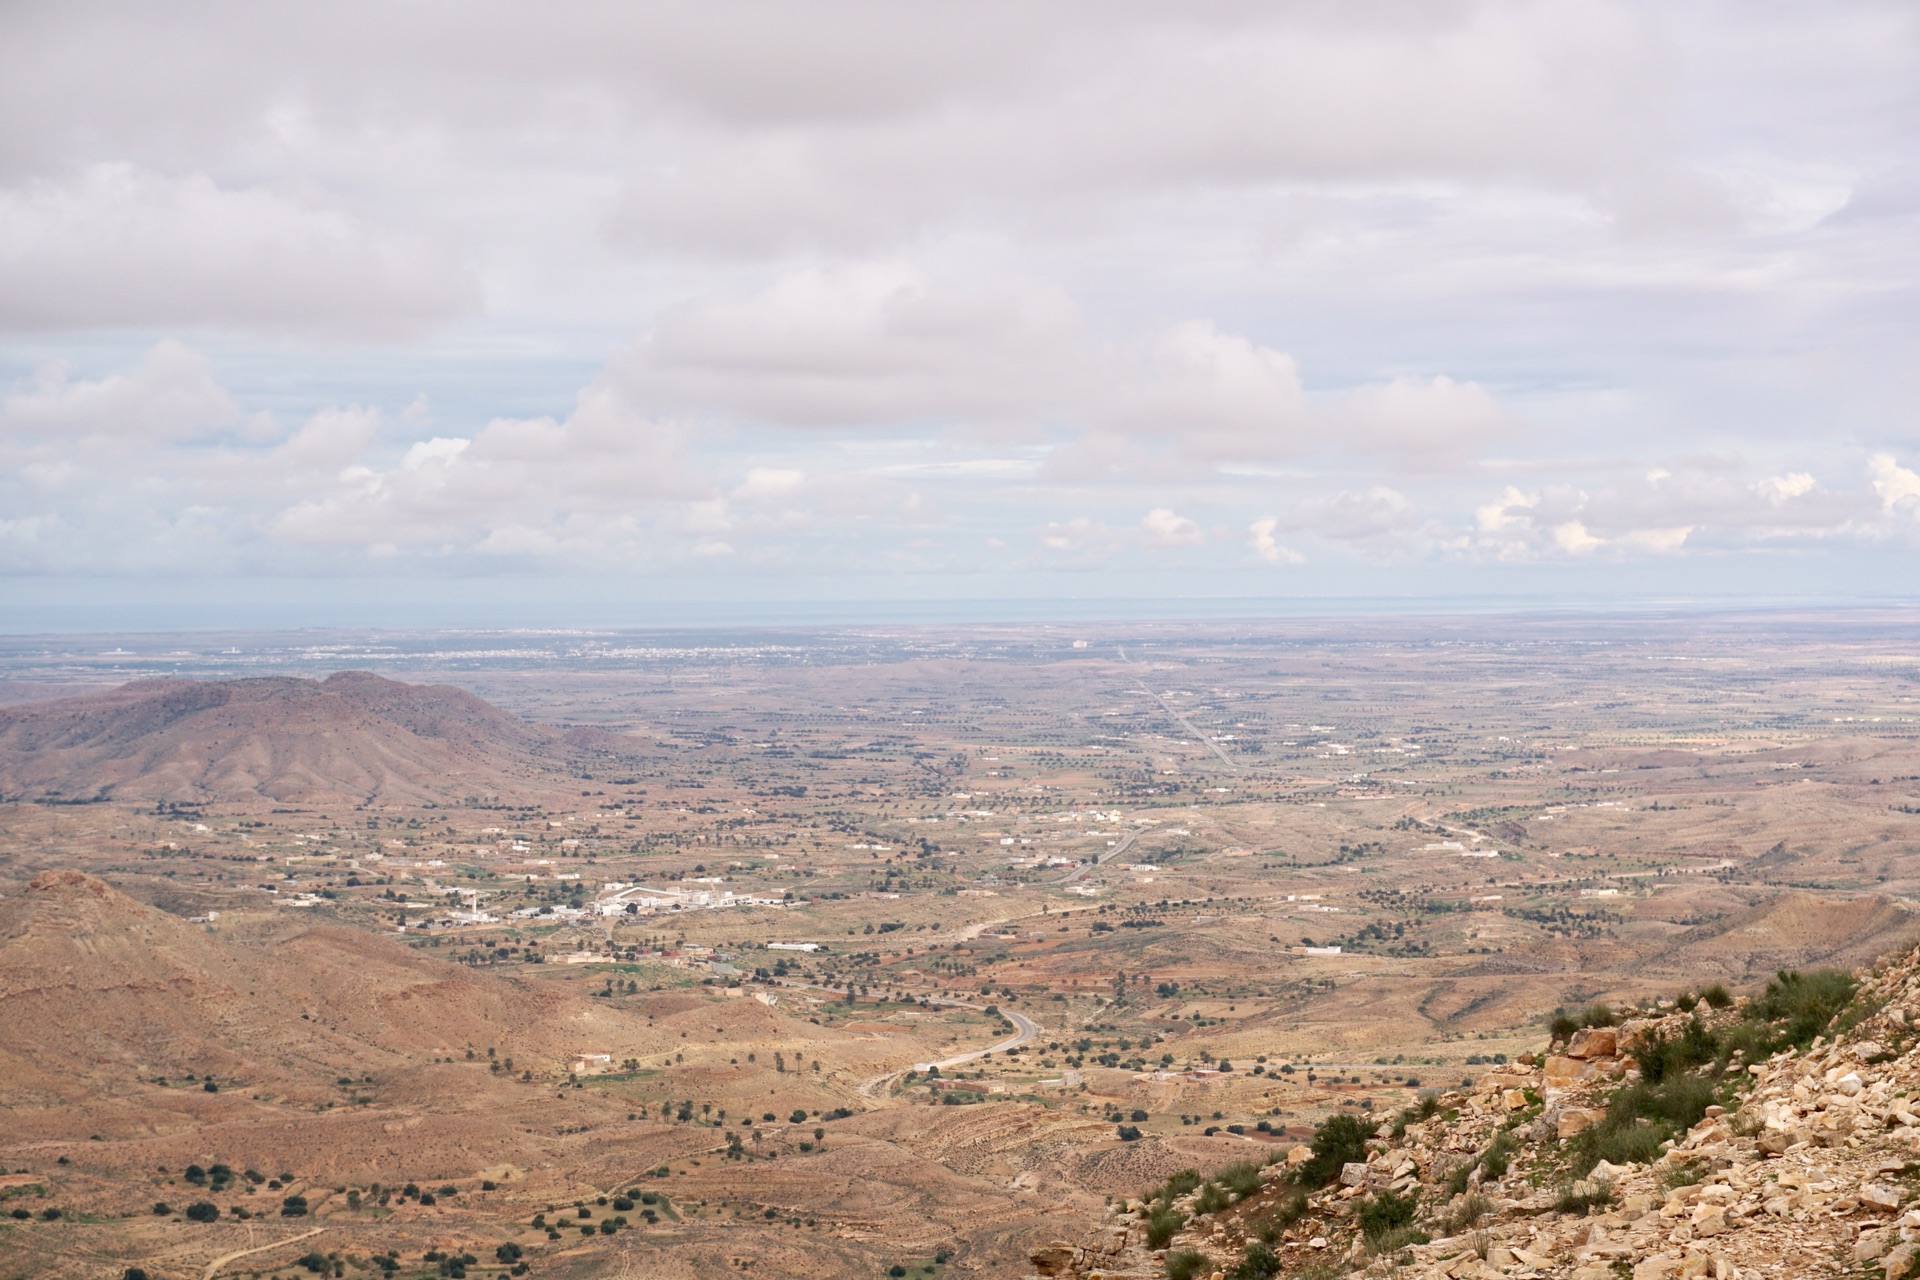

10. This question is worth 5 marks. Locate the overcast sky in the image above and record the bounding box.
[2,1,1917,626]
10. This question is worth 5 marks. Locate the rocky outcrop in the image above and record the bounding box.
[1028,943,1920,1280]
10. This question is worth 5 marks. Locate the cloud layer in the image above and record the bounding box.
[0,2,1917,603]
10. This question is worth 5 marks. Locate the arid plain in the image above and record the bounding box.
[2,612,1918,1280]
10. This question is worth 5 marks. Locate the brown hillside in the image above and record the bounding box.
[0,870,617,1112]
[0,671,569,803]
[1642,891,1920,980]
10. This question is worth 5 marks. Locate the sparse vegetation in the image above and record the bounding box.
[1291,1113,1372,1187]
[1164,1250,1209,1280]
[5,625,1915,1278]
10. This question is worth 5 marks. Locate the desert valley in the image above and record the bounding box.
[0,612,1917,1280]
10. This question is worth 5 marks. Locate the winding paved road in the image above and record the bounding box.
[855,1000,1041,1097]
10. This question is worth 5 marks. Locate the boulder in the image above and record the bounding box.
[1544,1055,1596,1087]
[1632,1254,1679,1280]
[1029,1242,1077,1276]
[1567,1027,1618,1059]
[1558,1107,1607,1139]
[1862,1184,1903,1213]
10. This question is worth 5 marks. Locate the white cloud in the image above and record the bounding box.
[1467,462,1883,560]
[1037,516,1104,553]
[1283,486,1423,552]
[1111,321,1307,443]
[267,377,702,556]
[0,1,1915,600]
[733,467,806,500]
[1328,375,1511,462]
[1757,471,1817,502]
[1552,520,1606,555]
[0,166,477,335]
[1870,454,1920,514]
[610,268,1517,477]
[400,437,470,470]
[1140,507,1206,548]
[1248,517,1304,565]
[0,340,237,440]
[626,263,1084,429]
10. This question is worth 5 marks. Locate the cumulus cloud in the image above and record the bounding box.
[624,266,1514,474]
[624,263,1084,428]
[1251,485,1428,557]
[0,4,1915,599]
[1466,462,1893,560]
[0,166,477,335]
[268,374,703,557]
[1140,507,1206,547]
[1,340,238,440]
[1870,454,1920,515]
[601,0,1669,253]
[1248,517,1304,565]
[1327,375,1512,462]
[1032,509,1214,561]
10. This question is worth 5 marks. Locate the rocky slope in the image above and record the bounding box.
[1027,941,1920,1280]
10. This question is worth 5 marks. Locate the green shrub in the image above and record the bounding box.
[1261,1187,1309,1234]
[1572,1075,1715,1175]
[1164,1250,1209,1280]
[1218,1160,1264,1200]
[1700,983,1733,1010]
[1194,1181,1230,1215]
[1753,969,1855,1047]
[1553,1183,1613,1214]
[1637,1017,1719,1085]
[1442,1192,1490,1233]
[1144,1206,1187,1250]
[1390,1091,1443,1139]
[1291,1113,1371,1187]
[1478,1131,1517,1181]
[1153,1169,1202,1203]
[1548,1009,1579,1042]
[1658,1160,1704,1191]
[1581,1003,1617,1029]
[1356,1189,1418,1244]
[1225,1243,1281,1279]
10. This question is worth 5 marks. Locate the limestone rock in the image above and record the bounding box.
[1558,1107,1607,1139]
[1567,1026,1619,1059]
[1030,1241,1077,1276]
[1545,1054,1596,1087]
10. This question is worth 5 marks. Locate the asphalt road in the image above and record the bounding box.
[855,1000,1041,1097]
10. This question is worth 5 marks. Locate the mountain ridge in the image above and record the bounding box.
[0,671,579,803]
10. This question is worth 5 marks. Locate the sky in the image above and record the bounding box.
[2,1,1918,628]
